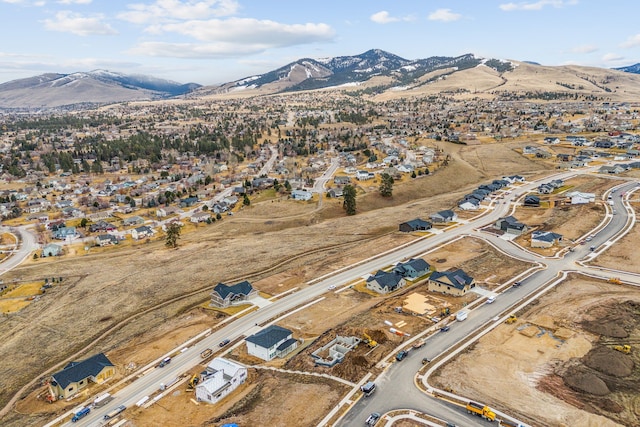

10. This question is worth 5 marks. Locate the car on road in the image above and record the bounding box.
[486,296,496,304]
[512,281,522,287]
[590,245,596,251]
[395,350,408,361]
[585,236,593,242]
[328,285,336,290]
[440,326,450,332]
[158,357,171,367]
[365,412,381,425]
[422,357,431,365]
[219,339,230,347]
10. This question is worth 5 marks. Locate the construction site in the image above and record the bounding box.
[431,274,640,427]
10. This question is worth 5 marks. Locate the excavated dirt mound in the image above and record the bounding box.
[366,329,388,343]
[563,366,611,396]
[582,321,629,338]
[583,347,635,377]
[581,300,640,338]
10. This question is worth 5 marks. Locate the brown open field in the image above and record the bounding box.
[431,274,640,427]
[0,142,557,426]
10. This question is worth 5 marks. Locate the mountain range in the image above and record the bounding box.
[0,70,200,110]
[2,49,640,109]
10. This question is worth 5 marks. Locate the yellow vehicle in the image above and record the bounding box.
[608,278,622,285]
[613,345,631,354]
[186,374,200,390]
[505,315,517,324]
[466,401,496,421]
[362,332,377,348]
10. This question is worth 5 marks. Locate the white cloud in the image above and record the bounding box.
[428,8,462,22]
[370,11,415,24]
[57,0,92,4]
[43,11,118,36]
[118,0,239,24]
[370,11,397,24]
[621,34,640,48]
[602,53,625,63]
[128,18,335,58]
[570,44,598,54]
[149,18,333,44]
[128,41,265,58]
[499,0,578,11]
[2,0,45,4]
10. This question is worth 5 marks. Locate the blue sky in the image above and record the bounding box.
[1,0,639,85]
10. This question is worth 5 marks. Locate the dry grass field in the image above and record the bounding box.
[0,142,558,426]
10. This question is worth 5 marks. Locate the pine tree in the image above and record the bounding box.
[379,173,394,197]
[343,185,356,215]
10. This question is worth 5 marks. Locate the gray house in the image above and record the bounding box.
[494,216,527,235]
[210,281,258,308]
[393,258,431,279]
[429,210,457,224]
[398,218,432,232]
[366,270,406,294]
[42,243,62,257]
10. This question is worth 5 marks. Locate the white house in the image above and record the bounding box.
[245,325,298,361]
[458,200,479,211]
[291,189,312,201]
[566,191,595,205]
[195,358,247,404]
[131,225,153,240]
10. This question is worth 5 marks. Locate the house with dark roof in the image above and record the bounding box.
[50,353,115,399]
[131,225,153,240]
[428,269,475,297]
[398,218,432,233]
[524,195,540,207]
[95,234,119,247]
[429,210,457,224]
[494,216,527,235]
[393,258,431,279]
[531,231,563,248]
[245,325,297,361]
[366,270,406,294]
[210,281,258,308]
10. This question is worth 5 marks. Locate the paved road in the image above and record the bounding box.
[312,156,340,194]
[337,180,638,427]
[0,225,39,275]
[52,168,634,427]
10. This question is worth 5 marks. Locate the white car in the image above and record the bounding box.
[328,285,336,290]
[486,296,496,304]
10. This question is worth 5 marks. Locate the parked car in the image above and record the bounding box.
[512,281,522,287]
[486,296,496,304]
[396,350,408,361]
[422,357,431,365]
[440,326,450,332]
[365,412,381,426]
[328,285,336,290]
[219,338,231,347]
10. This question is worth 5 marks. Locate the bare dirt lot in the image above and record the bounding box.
[431,274,640,427]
